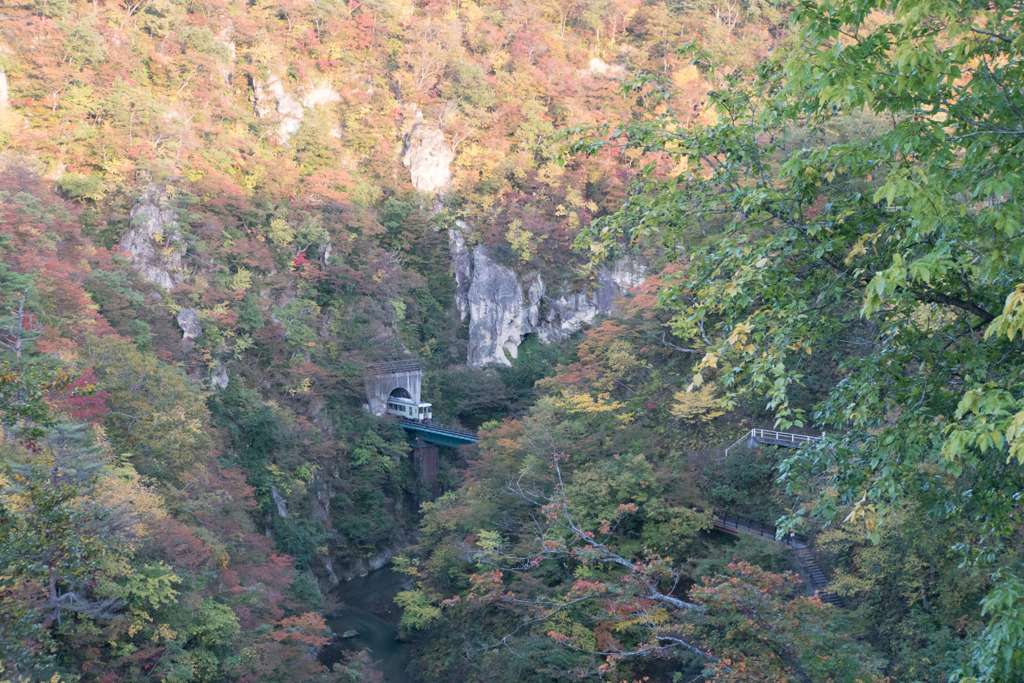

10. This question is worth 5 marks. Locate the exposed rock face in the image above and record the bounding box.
[210,363,229,389]
[301,83,341,109]
[0,67,8,111]
[253,75,303,139]
[323,557,339,585]
[342,548,397,580]
[467,246,526,367]
[461,245,646,366]
[311,466,338,529]
[588,57,627,79]
[177,308,201,344]
[121,185,185,290]
[535,268,617,345]
[450,222,473,321]
[252,76,340,142]
[402,120,454,194]
[609,255,647,290]
[271,486,289,517]
[524,274,544,331]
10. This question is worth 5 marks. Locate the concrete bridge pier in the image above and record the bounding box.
[412,434,440,493]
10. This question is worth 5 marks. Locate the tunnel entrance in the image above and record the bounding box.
[365,360,423,416]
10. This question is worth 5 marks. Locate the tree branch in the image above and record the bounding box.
[913,288,995,323]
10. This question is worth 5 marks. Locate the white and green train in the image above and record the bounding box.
[386,396,433,422]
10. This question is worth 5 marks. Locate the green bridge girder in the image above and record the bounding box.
[400,420,478,448]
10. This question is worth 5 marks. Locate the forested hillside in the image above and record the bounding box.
[1,0,1021,681]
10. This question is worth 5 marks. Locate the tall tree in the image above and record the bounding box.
[573,0,1024,677]
[81,334,213,482]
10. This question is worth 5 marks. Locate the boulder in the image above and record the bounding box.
[176,308,201,344]
[210,363,229,389]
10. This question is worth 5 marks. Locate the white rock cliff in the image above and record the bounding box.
[121,185,186,290]
[0,67,8,111]
[402,121,455,194]
[459,239,644,367]
[450,221,473,321]
[396,104,644,367]
[252,76,341,142]
[466,246,526,367]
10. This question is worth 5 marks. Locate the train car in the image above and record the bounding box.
[386,396,433,422]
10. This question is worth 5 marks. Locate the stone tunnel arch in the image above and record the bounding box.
[365,361,423,416]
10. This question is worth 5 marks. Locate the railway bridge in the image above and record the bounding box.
[368,360,478,489]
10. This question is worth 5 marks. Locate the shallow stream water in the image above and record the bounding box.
[320,565,414,682]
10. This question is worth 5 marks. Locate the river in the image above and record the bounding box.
[320,565,415,682]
